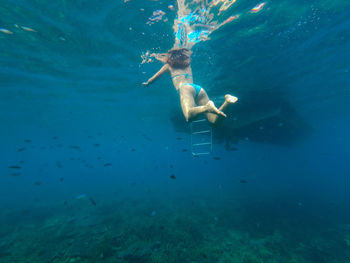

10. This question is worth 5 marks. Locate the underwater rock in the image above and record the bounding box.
[118,243,151,262]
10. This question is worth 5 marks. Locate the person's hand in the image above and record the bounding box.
[142,81,149,86]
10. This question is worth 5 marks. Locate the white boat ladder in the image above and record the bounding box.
[190,119,212,156]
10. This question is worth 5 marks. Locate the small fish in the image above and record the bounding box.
[59,177,64,182]
[170,165,173,168]
[56,161,63,168]
[8,165,21,169]
[131,148,136,152]
[224,141,238,151]
[251,2,266,13]
[10,173,21,177]
[142,134,152,141]
[170,174,176,179]
[213,157,221,160]
[221,15,239,26]
[24,139,31,143]
[93,143,99,147]
[17,148,25,152]
[104,163,112,167]
[176,137,183,140]
[21,26,36,32]
[240,180,248,184]
[21,209,31,215]
[182,149,188,152]
[69,145,80,149]
[52,136,58,140]
[34,181,41,186]
[89,197,97,206]
[0,28,13,34]
[19,161,24,164]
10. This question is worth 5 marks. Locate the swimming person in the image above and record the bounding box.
[142,48,238,124]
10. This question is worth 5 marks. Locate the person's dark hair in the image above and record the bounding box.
[167,48,191,68]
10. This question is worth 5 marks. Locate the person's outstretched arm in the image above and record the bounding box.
[143,64,169,86]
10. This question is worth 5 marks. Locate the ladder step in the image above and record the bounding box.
[192,142,211,146]
[192,152,211,155]
[192,119,207,123]
[192,130,211,134]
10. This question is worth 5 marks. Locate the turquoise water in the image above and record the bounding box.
[1,0,350,262]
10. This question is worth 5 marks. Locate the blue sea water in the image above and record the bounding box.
[0,0,350,262]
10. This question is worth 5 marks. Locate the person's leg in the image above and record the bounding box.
[196,89,238,125]
[179,85,225,122]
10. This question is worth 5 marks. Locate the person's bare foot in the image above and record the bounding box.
[206,100,226,117]
[225,94,238,104]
